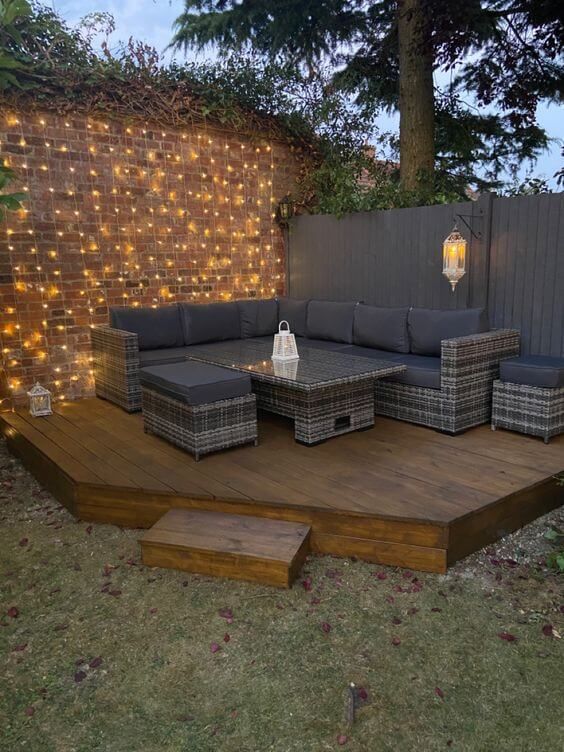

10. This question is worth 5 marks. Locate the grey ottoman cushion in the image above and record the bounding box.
[237,299,278,338]
[179,302,240,345]
[500,356,564,388]
[110,305,183,351]
[278,297,308,337]
[354,305,410,353]
[139,362,251,406]
[409,307,489,356]
[307,300,357,344]
[387,354,441,389]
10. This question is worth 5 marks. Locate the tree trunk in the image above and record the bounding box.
[397,0,435,196]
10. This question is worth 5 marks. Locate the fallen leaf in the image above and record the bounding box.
[149,608,158,614]
[391,636,401,646]
[321,621,331,634]
[337,735,348,746]
[7,606,19,619]
[12,643,27,652]
[375,571,387,580]
[24,706,35,717]
[435,687,444,699]
[498,631,517,642]
[85,526,92,535]
[19,538,29,547]
[74,670,87,683]
[218,607,233,623]
[89,656,103,669]
[302,577,313,591]
[210,642,221,654]
[392,617,402,625]
[223,633,230,643]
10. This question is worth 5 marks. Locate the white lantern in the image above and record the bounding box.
[27,382,52,417]
[442,224,467,291]
[272,320,299,362]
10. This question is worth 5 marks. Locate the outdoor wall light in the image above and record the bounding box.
[278,194,294,223]
[442,223,467,291]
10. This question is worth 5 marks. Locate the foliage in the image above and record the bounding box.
[0,0,35,214]
[172,0,564,202]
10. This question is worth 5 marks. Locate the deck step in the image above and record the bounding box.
[139,508,311,588]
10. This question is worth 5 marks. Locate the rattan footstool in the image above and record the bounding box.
[139,362,258,460]
[491,356,564,443]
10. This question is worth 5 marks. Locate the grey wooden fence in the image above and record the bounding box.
[287,192,564,356]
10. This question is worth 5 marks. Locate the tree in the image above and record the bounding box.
[171,0,564,198]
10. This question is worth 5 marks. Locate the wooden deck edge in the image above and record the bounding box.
[447,474,564,565]
[75,482,449,549]
[1,412,78,515]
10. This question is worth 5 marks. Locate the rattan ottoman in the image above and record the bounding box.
[491,356,564,443]
[139,362,258,460]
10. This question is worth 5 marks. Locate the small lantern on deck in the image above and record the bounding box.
[272,320,299,362]
[442,224,467,291]
[27,382,52,417]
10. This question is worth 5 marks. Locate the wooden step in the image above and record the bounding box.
[139,508,311,588]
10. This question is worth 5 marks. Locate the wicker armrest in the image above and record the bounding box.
[441,329,520,383]
[91,325,142,412]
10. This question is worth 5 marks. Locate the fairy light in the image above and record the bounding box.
[0,111,291,404]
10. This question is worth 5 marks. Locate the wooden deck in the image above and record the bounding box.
[1,397,562,573]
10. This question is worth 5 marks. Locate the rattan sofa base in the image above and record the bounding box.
[142,388,258,460]
[491,380,564,443]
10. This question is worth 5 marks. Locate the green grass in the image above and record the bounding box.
[0,448,562,751]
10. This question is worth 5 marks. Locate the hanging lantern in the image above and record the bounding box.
[272,320,299,362]
[442,224,467,291]
[27,382,52,417]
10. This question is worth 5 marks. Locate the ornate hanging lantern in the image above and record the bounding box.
[27,382,52,417]
[277,195,294,224]
[442,224,467,291]
[272,320,299,362]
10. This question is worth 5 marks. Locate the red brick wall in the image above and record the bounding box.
[0,110,303,406]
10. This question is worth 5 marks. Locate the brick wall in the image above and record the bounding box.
[0,110,303,405]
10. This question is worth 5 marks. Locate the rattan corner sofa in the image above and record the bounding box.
[91,298,520,434]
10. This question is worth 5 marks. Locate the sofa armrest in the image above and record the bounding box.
[91,325,142,412]
[441,329,520,386]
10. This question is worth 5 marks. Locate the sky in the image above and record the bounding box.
[55,0,562,187]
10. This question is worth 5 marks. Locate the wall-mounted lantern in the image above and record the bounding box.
[277,194,294,226]
[442,223,467,291]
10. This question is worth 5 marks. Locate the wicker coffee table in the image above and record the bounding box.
[186,341,405,445]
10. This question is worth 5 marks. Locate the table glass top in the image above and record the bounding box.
[186,340,405,387]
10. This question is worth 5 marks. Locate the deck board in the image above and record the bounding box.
[1,397,562,573]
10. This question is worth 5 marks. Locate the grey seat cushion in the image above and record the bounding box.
[110,305,183,351]
[139,346,194,368]
[237,299,278,338]
[340,345,404,362]
[139,362,251,406]
[353,305,410,353]
[409,307,489,356]
[386,354,441,389]
[307,300,357,344]
[179,302,241,345]
[298,337,351,352]
[500,356,564,388]
[278,297,309,337]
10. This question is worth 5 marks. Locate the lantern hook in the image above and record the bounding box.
[453,213,481,240]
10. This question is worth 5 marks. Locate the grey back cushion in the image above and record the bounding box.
[277,297,308,337]
[307,300,357,344]
[179,302,241,345]
[237,299,278,338]
[409,308,489,356]
[353,305,410,353]
[109,305,183,351]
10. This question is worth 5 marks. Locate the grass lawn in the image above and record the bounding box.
[1,439,562,752]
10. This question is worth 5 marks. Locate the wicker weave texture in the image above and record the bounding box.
[375,329,521,433]
[492,380,564,442]
[251,377,375,444]
[91,326,142,412]
[142,388,257,460]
